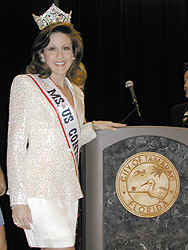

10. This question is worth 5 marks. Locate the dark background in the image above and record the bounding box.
[0,0,188,249]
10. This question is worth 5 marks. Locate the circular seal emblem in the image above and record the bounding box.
[116,152,180,217]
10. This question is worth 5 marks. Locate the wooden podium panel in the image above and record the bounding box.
[80,126,188,250]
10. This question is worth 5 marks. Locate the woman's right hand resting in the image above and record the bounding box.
[12,205,32,229]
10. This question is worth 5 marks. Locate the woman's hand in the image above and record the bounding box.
[92,121,126,130]
[12,205,32,230]
[0,168,6,196]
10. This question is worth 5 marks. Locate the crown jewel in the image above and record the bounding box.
[32,3,72,30]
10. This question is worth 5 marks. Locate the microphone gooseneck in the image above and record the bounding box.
[125,80,141,117]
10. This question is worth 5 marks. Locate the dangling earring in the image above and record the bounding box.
[40,54,46,63]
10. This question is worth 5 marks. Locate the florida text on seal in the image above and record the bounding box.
[116,152,180,217]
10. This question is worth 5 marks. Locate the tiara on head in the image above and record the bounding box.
[32,3,72,30]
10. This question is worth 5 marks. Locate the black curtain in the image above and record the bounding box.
[0,0,187,249]
[67,0,187,124]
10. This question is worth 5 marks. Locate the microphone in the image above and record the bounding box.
[125,80,141,118]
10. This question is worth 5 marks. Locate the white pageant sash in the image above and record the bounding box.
[27,74,80,176]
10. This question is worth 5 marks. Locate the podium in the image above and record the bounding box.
[80,126,188,250]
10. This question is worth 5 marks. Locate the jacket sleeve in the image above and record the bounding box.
[80,122,96,147]
[7,75,31,207]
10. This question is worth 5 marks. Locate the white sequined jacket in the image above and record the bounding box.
[7,74,96,207]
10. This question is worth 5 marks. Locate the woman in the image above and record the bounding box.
[7,4,125,250]
[0,167,7,250]
[69,62,87,90]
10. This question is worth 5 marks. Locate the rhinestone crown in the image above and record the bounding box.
[32,3,72,30]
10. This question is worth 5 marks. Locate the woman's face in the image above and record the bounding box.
[43,32,74,79]
[184,70,188,98]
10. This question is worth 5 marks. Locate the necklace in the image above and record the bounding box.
[49,76,65,89]
[49,77,74,108]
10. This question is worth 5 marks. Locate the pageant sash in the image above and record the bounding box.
[27,74,80,176]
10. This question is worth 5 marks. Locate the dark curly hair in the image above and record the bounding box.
[26,22,84,83]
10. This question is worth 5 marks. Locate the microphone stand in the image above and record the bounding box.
[121,106,138,123]
[121,104,142,123]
